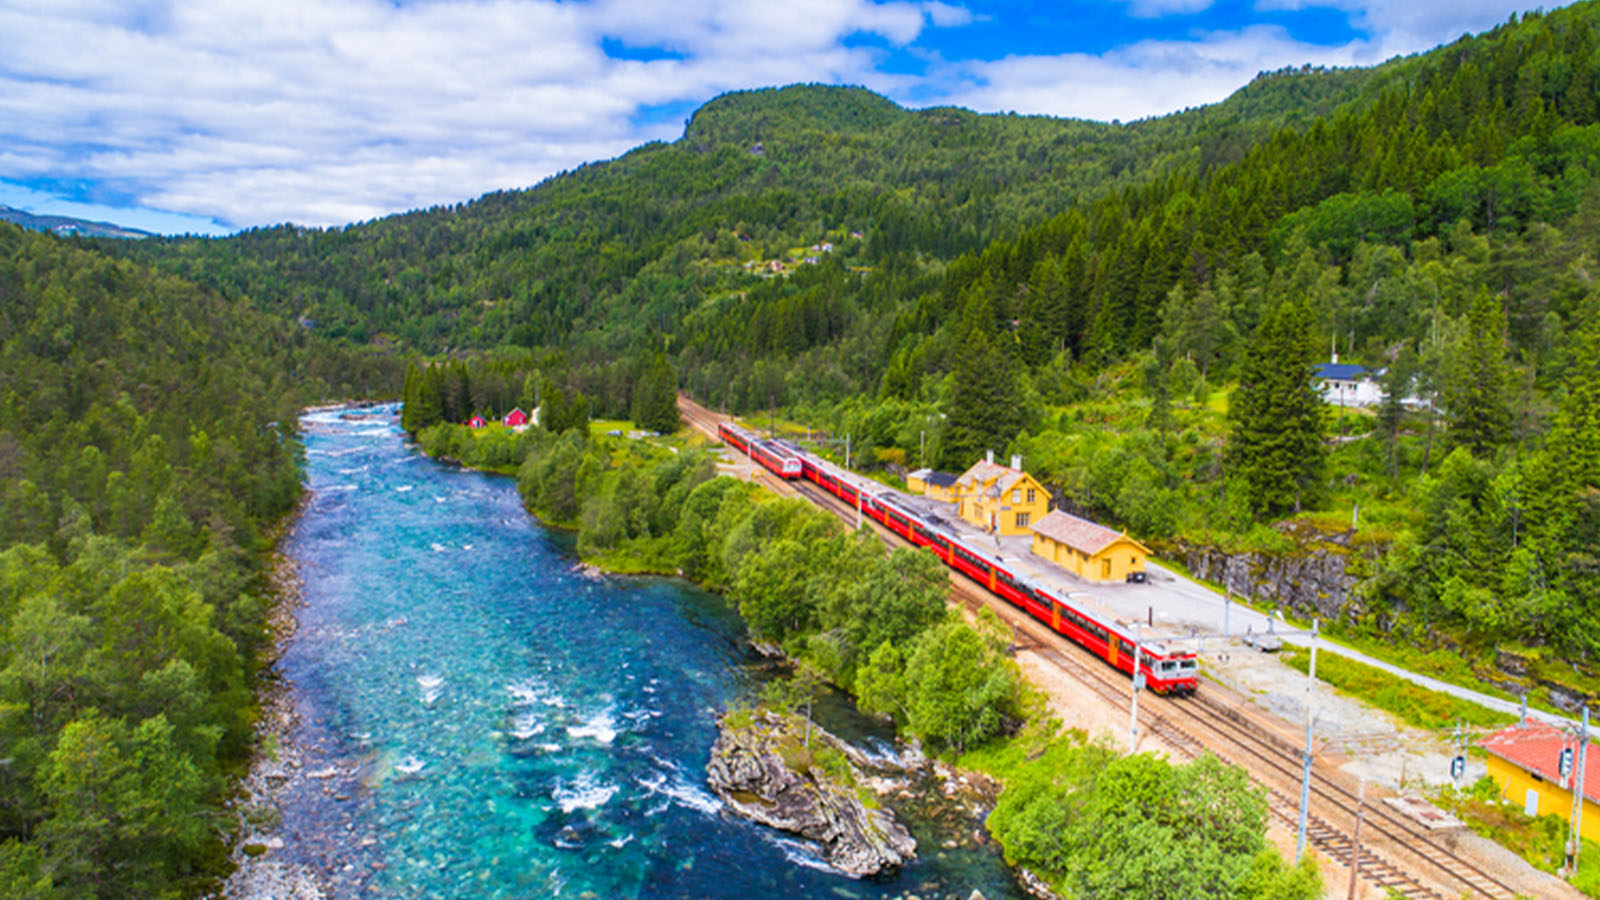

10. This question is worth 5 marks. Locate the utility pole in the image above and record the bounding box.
[1296,619,1320,863]
[1223,589,1231,638]
[1346,780,1366,900]
[1569,706,1590,879]
[1130,633,1143,750]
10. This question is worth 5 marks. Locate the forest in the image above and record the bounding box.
[4,1,1600,895]
[0,224,403,897]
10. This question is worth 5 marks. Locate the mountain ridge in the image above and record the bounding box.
[0,203,150,239]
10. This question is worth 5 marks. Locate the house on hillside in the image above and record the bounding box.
[502,407,529,428]
[1310,357,1383,407]
[954,452,1050,536]
[1481,722,1600,838]
[906,468,959,503]
[466,414,487,429]
[1029,509,1149,583]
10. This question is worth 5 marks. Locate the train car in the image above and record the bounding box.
[776,436,1199,695]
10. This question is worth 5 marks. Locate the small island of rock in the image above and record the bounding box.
[707,709,917,877]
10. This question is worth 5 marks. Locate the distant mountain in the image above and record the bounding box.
[0,203,150,239]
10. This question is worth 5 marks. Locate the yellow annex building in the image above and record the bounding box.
[906,468,959,503]
[1029,508,1150,583]
[954,453,1050,536]
[1481,722,1600,842]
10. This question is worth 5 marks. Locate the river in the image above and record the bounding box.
[268,405,1023,900]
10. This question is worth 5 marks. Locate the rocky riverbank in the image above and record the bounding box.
[219,509,331,900]
[708,709,918,877]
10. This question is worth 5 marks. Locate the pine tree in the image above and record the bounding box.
[631,353,681,434]
[942,293,1024,469]
[1227,298,1326,517]
[1444,289,1511,457]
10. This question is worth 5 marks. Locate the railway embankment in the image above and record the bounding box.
[708,709,918,877]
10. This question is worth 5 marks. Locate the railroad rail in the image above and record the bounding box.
[678,396,1522,900]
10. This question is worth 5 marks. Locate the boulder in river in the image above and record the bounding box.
[707,709,916,877]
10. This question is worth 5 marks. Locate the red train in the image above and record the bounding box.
[717,422,802,479]
[718,423,1198,695]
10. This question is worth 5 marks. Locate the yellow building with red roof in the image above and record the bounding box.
[1481,721,1600,840]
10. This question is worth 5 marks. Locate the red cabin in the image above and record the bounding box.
[502,407,529,428]
[466,414,487,429]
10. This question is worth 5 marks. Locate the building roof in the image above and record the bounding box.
[1311,362,1369,381]
[1481,722,1600,804]
[924,471,959,488]
[1030,509,1146,557]
[957,459,1033,496]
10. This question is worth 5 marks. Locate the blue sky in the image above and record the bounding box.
[0,0,1540,235]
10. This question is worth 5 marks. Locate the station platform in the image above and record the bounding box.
[886,491,1200,651]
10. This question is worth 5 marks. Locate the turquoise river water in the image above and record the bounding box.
[273,405,1024,899]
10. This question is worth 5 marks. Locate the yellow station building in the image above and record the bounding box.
[1481,722,1600,841]
[954,453,1050,537]
[1029,508,1150,583]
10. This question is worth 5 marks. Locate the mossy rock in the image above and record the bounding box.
[242,843,269,858]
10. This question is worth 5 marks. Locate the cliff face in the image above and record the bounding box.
[706,710,916,877]
[1157,522,1386,624]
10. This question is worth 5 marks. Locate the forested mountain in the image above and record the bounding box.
[0,205,150,240]
[0,223,402,897]
[107,69,1380,354]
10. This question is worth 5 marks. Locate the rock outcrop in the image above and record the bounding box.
[707,710,916,877]
[1157,522,1386,623]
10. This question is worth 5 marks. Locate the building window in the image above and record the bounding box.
[1026,488,1036,504]
[1016,512,1030,528]
[1012,488,1020,503]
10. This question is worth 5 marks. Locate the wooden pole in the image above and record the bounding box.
[1346,780,1366,900]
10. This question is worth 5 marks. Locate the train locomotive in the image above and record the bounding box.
[717,422,803,479]
[717,423,1199,696]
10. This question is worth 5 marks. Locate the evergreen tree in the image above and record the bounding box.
[1227,298,1326,517]
[942,293,1024,469]
[1443,289,1511,457]
[1375,344,1416,481]
[630,353,681,434]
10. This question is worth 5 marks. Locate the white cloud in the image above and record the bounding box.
[1254,0,1527,52]
[1124,0,1215,19]
[922,2,974,27]
[931,25,1388,123]
[0,0,940,228]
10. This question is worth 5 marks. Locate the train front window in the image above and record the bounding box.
[1179,659,1197,672]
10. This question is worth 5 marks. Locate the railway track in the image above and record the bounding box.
[678,397,1521,900]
